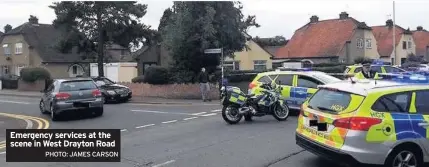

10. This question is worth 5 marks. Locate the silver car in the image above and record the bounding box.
[39,78,104,121]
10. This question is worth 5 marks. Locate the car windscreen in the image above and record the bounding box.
[307,88,364,114]
[59,80,97,92]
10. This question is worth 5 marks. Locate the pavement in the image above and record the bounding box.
[0,89,219,105]
[0,94,385,167]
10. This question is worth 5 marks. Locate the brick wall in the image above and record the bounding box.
[18,79,46,91]
[118,82,220,100]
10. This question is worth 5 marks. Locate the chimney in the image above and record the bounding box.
[386,19,393,27]
[417,26,423,31]
[310,15,319,23]
[339,12,349,19]
[28,15,38,24]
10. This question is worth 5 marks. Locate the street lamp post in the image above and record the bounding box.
[204,48,224,86]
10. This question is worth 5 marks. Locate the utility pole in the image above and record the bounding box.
[393,1,397,65]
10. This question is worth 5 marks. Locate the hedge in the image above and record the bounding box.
[143,66,170,85]
[20,67,51,82]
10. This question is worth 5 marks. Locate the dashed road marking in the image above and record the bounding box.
[0,100,31,105]
[200,113,217,117]
[211,109,221,112]
[136,124,155,129]
[120,129,127,132]
[162,120,177,124]
[152,160,175,167]
[191,112,207,116]
[183,117,198,121]
[131,110,195,116]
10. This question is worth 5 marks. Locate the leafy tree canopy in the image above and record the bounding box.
[253,36,288,47]
[3,24,12,33]
[50,1,153,76]
[161,1,260,81]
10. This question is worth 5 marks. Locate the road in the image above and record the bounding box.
[0,95,359,167]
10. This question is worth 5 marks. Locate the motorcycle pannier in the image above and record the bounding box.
[226,89,247,105]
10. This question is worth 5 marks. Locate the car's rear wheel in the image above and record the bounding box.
[94,107,103,117]
[385,145,423,167]
[39,100,48,114]
[50,104,59,121]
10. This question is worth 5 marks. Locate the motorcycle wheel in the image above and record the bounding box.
[222,105,242,124]
[244,114,253,121]
[272,102,289,121]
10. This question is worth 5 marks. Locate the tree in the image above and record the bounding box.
[158,8,173,33]
[50,1,152,76]
[253,36,288,46]
[3,24,12,33]
[162,1,259,83]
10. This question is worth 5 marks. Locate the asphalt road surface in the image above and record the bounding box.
[0,95,364,167]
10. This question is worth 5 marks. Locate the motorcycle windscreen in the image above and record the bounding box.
[296,88,365,149]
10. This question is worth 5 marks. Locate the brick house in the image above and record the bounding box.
[372,19,416,65]
[274,12,380,65]
[412,26,429,61]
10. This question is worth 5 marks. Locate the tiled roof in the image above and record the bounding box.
[371,25,407,57]
[412,29,429,57]
[275,18,359,59]
[263,46,283,56]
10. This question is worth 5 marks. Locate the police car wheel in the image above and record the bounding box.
[385,146,423,167]
[222,105,242,124]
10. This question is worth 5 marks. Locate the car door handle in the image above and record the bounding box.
[418,122,429,127]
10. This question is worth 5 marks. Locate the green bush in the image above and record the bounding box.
[143,66,170,85]
[131,75,145,83]
[20,67,51,82]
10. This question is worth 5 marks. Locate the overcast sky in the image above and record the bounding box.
[1,0,428,39]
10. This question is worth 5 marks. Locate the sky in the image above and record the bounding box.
[1,0,429,39]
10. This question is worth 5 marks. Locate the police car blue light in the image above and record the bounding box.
[382,73,429,84]
[372,59,385,65]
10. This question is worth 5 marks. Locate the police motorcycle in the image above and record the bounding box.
[220,82,289,124]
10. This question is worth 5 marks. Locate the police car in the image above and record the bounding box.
[345,60,406,78]
[248,69,342,110]
[296,74,429,167]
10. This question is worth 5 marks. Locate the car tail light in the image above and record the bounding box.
[55,93,71,100]
[333,117,382,131]
[249,82,257,89]
[92,89,102,97]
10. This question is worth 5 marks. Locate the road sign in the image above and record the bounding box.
[204,48,222,54]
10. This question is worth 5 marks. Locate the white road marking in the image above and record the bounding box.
[135,124,155,129]
[152,160,175,167]
[161,120,177,124]
[131,110,194,115]
[120,129,127,132]
[211,109,221,112]
[200,113,217,117]
[191,112,207,115]
[0,100,30,104]
[183,117,198,121]
[0,151,5,155]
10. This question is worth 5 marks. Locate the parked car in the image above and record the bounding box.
[92,77,132,103]
[39,78,104,121]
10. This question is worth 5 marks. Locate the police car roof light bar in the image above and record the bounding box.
[372,59,385,65]
[379,73,429,84]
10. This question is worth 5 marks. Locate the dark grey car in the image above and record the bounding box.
[39,78,104,121]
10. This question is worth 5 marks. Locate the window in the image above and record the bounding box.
[224,61,240,71]
[257,76,272,83]
[59,80,97,92]
[15,43,23,54]
[357,38,363,48]
[2,66,9,74]
[253,60,267,71]
[370,66,383,73]
[354,67,362,73]
[93,77,115,86]
[72,66,78,74]
[308,89,363,113]
[407,41,412,49]
[15,65,25,76]
[297,75,321,89]
[275,74,293,86]
[402,41,407,49]
[365,39,372,49]
[3,44,10,55]
[415,90,429,114]
[384,66,405,73]
[371,92,411,113]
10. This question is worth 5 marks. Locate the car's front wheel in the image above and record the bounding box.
[39,100,48,114]
[50,104,60,121]
[94,107,103,117]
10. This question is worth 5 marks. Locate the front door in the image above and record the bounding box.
[413,90,429,155]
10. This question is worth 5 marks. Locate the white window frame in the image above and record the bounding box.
[3,44,10,55]
[16,65,25,76]
[224,61,240,71]
[365,39,372,49]
[357,38,364,49]
[408,41,412,49]
[253,60,267,71]
[15,43,23,54]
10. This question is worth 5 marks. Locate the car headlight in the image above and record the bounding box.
[107,90,116,95]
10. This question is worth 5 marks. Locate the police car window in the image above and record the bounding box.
[354,67,362,73]
[384,66,404,73]
[415,90,429,114]
[370,66,383,73]
[257,76,272,83]
[275,74,293,86]
[308,89,353,113]
[371,93,411,113]
[297,75,320,89]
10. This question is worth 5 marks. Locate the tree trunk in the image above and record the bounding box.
[97,12,104,77]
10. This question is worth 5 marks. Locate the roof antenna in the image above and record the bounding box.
[349,76,356,84]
